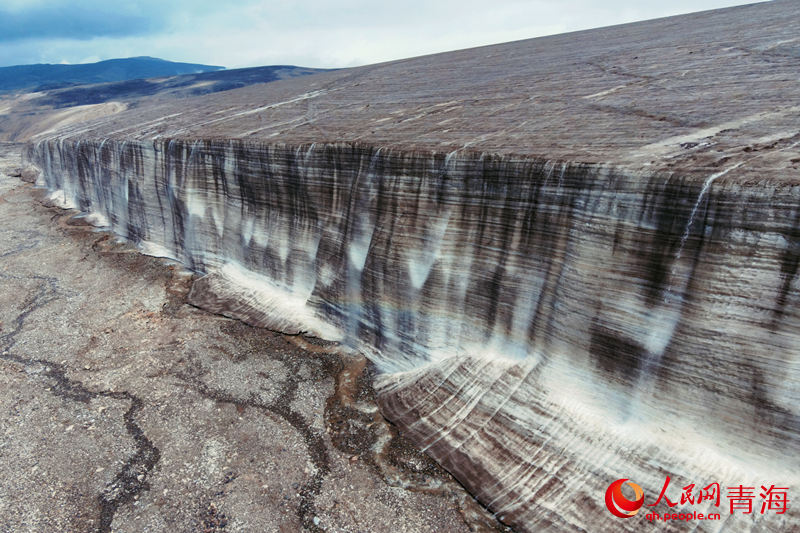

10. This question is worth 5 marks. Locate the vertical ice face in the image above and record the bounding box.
[24,138,800,532]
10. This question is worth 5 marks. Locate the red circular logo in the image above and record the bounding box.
[605,478,644,518]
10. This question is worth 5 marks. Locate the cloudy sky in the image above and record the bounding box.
[1,0,754,68]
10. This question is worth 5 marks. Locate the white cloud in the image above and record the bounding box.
[1,0,753,68]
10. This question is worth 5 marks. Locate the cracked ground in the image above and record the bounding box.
[0,143,509,533]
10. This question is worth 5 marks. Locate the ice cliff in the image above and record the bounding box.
[26,136,800,530]
[21,1,800,530]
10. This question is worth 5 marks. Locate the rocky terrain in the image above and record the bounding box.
[0,60,329,142]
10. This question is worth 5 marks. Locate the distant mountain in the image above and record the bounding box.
[0,56,225,93]
[35,65,332,109]
[0,61,333,142]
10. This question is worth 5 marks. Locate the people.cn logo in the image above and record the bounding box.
[606,478,645,518]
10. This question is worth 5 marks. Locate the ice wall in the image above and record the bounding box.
[25,138,800,531]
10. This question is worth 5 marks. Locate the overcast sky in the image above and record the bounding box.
[1,0,755,69]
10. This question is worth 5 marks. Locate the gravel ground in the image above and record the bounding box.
[0,143,509,533]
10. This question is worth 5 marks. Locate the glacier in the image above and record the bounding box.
[20,1,800,530]
[25,137,800,531]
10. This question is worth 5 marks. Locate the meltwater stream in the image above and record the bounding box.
[629,161,749,411]
[25,138,800,532]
